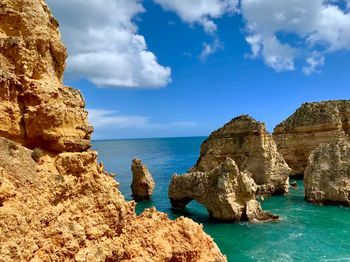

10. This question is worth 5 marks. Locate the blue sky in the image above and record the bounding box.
[47,0,350,139]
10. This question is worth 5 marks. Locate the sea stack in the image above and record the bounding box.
[192,115,291,195]
[304,140,350,206]
[273,100,350,177]
[131,159,155,200]
[169,158,279,222]
[0,1,226,261]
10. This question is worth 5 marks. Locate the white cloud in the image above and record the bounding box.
[88,109,149,128]
[47,0,171,88]
[88,108,197,139]
[153,0,238,33]
[303,55,325,75]
[241,0,350,73]
[199,39,223,61]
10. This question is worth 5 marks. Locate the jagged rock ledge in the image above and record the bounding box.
[0,1,226,261]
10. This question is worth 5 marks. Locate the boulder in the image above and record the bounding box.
[169,158,279,222]
[273,100,350,177]
[193,115,291,195]
[304,139,350,206]
[131,159,155,200]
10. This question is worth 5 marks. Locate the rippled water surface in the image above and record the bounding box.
[93,137,350,262]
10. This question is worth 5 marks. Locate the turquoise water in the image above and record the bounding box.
[93,137,350,262]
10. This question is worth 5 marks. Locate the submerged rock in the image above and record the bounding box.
[192,115,291,195]
[273,100,350,177]
[304,140,350,206]
[169,158,279,222]
[131,159,155,200]
[0,1,226,261]
[290,181,298,188]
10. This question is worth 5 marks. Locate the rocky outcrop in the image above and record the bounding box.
[273,100,350,176]
[0,1,226,261]
[170,158,279,222]
[192,115,291,195]
[304,140,350,206]
[0,0,92,152]
[131,159,155,200]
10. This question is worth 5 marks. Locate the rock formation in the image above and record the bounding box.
[169,158,279,222]
[131,159,155,200]
[192,115,291,195]
[304,140,350,206]
[0,1,226,261]
[273,100,350,176]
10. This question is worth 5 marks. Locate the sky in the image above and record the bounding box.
[47,0,350,140]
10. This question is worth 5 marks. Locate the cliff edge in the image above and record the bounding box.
[0,1,226,261]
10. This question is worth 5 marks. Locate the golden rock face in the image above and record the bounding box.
[304,139,350,206]
[273,100,350,177]
[192,115,291,196]
[169,158,279,222]
[0,0,92,152]
[0,1,226,261]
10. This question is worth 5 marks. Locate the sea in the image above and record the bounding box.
[93,137,350,262]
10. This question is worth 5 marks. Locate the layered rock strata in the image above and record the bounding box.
[0,1,226,261]
[131,159,155,200]
[304,140,350,206]
[193,115,291,195]
[273,100,350,176]
[169,158,279,222]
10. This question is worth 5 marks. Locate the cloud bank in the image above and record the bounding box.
[47,0,171,88]
[153,0,238,33]
[154,0,350,74]
[242,0,350,73]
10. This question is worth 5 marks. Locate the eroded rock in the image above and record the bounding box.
[0,0,92,152]
[274,100,350,177]
[0,1,227,261]
[131,159,155,200]
[193,115,291,195]
[304,140,350,206]
[169,158,279,222]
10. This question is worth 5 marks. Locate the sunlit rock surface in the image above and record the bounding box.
[0,1,226,261]
[192,115,290,195]
[170,158,279,222]
[304,139,350,206]
[274,100,350,177]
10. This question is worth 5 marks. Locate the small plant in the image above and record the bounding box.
[31,148,44,163]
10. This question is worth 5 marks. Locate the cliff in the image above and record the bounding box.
[0,1,226,261]
[192,115,291,195]
[304,139,350,206]
[273,100,350,176]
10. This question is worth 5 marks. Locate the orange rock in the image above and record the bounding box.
[0,1,226,261]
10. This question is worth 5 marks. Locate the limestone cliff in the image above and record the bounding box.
[304,140,350,206]
[273,100,350,176]
[0,1,226,261]
[192,115,291,195]
[169,158,279,222]
[0,0,92,152]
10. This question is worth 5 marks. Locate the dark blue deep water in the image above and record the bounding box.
[93,137,350,262]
